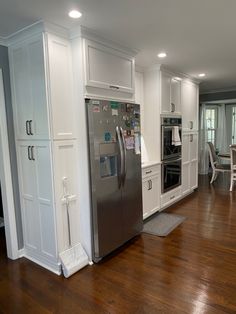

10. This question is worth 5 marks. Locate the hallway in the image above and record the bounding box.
[0,175,235,313]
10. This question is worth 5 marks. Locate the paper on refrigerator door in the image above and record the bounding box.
[125,136,135,150]
[134,134,141,154]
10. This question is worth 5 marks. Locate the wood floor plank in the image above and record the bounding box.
[0,174,236,313]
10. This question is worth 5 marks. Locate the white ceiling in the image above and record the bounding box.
[1,0,236,92]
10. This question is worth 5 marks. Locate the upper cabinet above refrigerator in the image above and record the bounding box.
[83,38,135,102]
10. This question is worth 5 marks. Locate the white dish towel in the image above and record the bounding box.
[172,126,181,146]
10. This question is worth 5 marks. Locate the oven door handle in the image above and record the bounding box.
[163,158,182,164]
[162,126,182,130]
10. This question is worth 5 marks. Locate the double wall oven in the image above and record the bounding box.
[161,116,182,193]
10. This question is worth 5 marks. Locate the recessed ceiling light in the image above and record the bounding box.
[68,10,82,19]
[198,73,206,77]
[157,52,167,58]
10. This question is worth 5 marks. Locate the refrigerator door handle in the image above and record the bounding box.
[116,126,124,189]
[120,126,127,185]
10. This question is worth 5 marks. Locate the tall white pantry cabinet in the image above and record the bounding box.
[9,24,80,274]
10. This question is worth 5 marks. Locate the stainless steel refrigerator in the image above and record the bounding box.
[86,99,143,262]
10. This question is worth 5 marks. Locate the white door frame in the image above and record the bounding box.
[0,68,19,259]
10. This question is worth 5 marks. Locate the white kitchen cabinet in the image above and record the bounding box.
[52,140,80,253]
[10,35,49,140]
[9,32,76,141]
[9,23,81,274]
[182,132,198,196]
[181,80,199,131]
[142,164,161,219]
[161,71,181,114]
[17,141,58,270]
[135,71,145,133]
[83,38,135,100]
[161,186,182,209]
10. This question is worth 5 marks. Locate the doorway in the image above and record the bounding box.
[0,68,18,259]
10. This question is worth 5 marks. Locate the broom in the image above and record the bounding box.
[59,177,89,278]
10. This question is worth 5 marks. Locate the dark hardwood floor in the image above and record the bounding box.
[0,175,236,314]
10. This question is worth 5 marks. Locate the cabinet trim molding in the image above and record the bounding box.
[0,69,19,260]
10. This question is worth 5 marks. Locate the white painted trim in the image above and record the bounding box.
[200,86,236,95]
[0,37,7,47]
[0,69,19,259]
[7,20,69,46]
[201,99,236,105]
[23,252,61,275]
[18,248,25,258]
[70,25,138,57]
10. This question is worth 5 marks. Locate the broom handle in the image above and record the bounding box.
[63,177,72,248]
[66,198,72,248]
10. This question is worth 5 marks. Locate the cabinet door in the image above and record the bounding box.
[34,142,57,260]
[189,133,198,161]
[28,35,49,140]
[17,142,39,252]
[46,34,76,140]
[135,71,145,132]
[84,39,135,94]
[10,46,33,139]
[190,160,198,190]
[142,175,160,219]
[52,140,79,253]
[171,78,181,113]
[161,71,171,113]
[182,81,198,131]
[182,163,190,195]
[182,133,190,163]
[10,35,49,140]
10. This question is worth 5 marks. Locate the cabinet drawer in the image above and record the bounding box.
[161,186,181,208]
[142,174,161,219]
[142,164,160,179]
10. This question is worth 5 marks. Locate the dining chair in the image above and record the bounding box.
[230,144,236,191]
[207,142,231,184]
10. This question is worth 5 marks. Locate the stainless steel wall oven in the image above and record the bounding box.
[161,116,182,161]
[161,116,182,193]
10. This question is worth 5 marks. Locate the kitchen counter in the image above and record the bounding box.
[141,161,161,169]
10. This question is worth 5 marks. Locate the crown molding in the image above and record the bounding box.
[5,20,69,46]
[143,63,200,84]
[0,37,7,47]
[70,25,138,57]
[200,86,236,95]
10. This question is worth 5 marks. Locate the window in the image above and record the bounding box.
[232,106,236,144]
[206,107,218,147]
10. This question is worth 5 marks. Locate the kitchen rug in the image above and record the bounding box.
[143,213,186,237]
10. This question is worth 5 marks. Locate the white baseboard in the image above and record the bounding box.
[18,248,25,258]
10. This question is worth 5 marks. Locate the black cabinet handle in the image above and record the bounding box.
[171,103,175,112]
[148,180,152,190]
[27,146,32,160]
[26,120,30,135]
[109,85,119,90]
[29,120,33,135]
[31,146,35,161]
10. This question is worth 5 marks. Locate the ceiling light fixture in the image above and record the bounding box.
[198,73,206,77]
[157,52,167,58]
[68,10,82,19]
[174,77,182,81]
